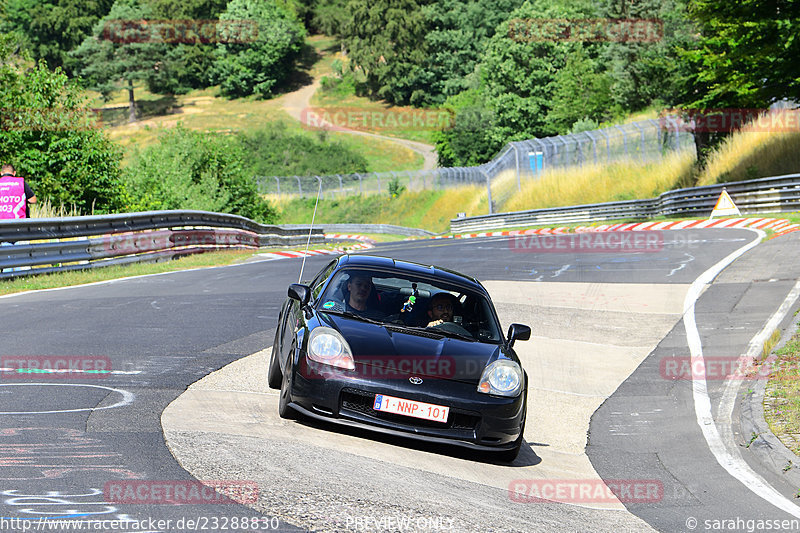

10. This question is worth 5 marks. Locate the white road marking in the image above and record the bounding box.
[684,228,800,517]
[551,265,571,278]
[668,253,695,277]
[0,383,135,415]
[0,368,141,375]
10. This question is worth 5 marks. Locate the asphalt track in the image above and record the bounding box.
[1,228,799,532]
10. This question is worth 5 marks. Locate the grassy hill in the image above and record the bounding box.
[92,36,425,172]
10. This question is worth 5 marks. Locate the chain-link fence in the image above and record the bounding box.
[255,118,696,213]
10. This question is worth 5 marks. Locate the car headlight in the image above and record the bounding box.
[477,359,523,397]
[307,327,355,370]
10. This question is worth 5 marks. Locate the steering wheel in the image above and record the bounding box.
[428,320,473,338]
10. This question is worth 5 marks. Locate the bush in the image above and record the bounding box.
[319,71,358,98]
[388,177,406,197]
[236,122,369,177]
[124,125,277,223]
[214,0,306,98]
[433,89,500,167]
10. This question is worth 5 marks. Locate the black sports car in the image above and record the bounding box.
[268,254,531,461]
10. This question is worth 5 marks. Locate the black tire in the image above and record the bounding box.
[267,328,282,390]
[278,354,296,420]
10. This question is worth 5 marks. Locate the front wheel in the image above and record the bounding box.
[267,328,282,390]
[278,354,296,420]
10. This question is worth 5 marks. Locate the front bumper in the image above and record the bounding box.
[288,358,525,450]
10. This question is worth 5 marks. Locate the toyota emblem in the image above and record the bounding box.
[409,376,423,385]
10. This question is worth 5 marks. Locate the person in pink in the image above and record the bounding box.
[0,164,36,219]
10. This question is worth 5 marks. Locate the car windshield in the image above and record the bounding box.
[316,268,503,343]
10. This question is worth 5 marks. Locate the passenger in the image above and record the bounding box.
[427,292,457,327]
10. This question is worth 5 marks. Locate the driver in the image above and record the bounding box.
[346,273,379,316]
[427,292,456,327]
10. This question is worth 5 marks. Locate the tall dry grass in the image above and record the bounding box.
[697,130,800,186]
[29,198,84,218]
[502,150,696,212]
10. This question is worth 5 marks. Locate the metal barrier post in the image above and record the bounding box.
[481,169,493,214]
[586,131,598,164]
[598,128,611,162]
[632,122,646,162]
[314,176,323,199]
[615,125,628,158]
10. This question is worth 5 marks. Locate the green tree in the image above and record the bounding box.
[214,0,306,98]
[416,0,525,105]
[71,0,168,122]
[682,0,800,108]
[340,0,429,105]
[145,0,229,93]
[0,37,127,214]
[478,0,601,141]
[433,89,498,167]
[432,0,600,165]
[124,125,278,222]
[334,0,525,106]
[146,0,229,17]
[309,0,350,36]
[545,47,615,133]
[598,0,697,113]
[0,0,114,75]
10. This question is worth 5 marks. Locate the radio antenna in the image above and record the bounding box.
[298,177,323,283]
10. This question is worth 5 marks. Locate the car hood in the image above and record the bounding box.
[320,314,502,383]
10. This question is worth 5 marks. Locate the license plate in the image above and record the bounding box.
[373,394,449,423]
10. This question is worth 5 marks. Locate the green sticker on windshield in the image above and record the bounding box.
[322,301,336,309]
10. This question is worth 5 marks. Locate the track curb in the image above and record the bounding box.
[439,217,800,240]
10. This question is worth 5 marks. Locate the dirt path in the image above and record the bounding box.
[280,78,439,171]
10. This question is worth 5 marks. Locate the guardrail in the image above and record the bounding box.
[278,223,436,237]
[0,210,324,280]
[450,173,800,233]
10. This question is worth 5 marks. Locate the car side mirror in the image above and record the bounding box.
[506,323,531,348]
[288,284,311,307]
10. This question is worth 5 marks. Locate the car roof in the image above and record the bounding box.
[336,254,486,294]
